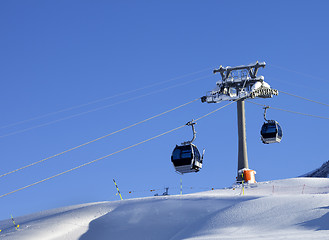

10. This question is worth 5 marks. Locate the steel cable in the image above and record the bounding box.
[246,100,329,120]
[278,90,329,108]
[0,98,200,179]
[0,67,212,130]
[0,100,237,199]
[0,74,211,139]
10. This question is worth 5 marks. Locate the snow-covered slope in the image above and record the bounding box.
[302,160,329,178]
[1,178,329,240]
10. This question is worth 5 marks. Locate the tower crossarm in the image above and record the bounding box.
[213,61,266,81]
[202,61,278,103]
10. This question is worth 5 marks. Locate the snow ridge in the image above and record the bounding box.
[302,160,329,178]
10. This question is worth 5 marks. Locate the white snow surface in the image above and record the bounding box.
[1,177,329,240]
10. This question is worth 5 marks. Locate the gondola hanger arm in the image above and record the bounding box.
[263,106,270,122]
[182,120,196,145]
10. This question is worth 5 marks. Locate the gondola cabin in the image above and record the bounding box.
[171,143,203,174]
[260,120,282,144]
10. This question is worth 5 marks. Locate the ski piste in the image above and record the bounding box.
[11,214,19,230]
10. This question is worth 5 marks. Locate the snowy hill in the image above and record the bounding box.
[303,160,329,178]
[1,178,329,240]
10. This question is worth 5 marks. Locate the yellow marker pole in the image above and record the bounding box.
[241,173,245,196]
[113,179,123,200]
[11,214,19,230]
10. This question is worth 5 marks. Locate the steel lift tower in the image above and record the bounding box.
[201,62,278,182]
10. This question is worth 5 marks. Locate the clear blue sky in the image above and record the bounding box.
[1,1,328,220]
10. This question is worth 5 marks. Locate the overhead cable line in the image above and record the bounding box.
[278,90,329,108]
[271,64,327,83]
[0,67,212,130]
[0,98,200,179]
[246,101,329,120]
[0,100,237,199]
[0,74,211,139]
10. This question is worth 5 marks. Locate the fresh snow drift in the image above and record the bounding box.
[1,178,329,240]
